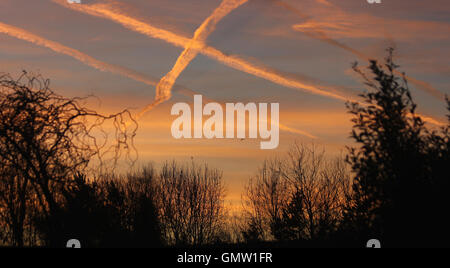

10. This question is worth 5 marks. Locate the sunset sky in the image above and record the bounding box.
[1,0,449,208]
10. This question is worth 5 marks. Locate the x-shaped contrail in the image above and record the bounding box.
[0,18,316,138]
[52,0,355,106]
[137,0,249,119]
[1,0,443,128]
[53,0,444,126]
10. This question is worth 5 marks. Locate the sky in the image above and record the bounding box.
[0,0,449,209]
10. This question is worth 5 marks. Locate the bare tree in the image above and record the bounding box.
[283,144,351,240]
[0,166,33,247]
[242,159,290,242]
[0,71,137,247]
[155,161,227,246]
[242,143,351,243]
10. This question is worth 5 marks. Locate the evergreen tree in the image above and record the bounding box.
[345,49,450,247]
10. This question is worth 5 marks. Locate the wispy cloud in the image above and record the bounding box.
[270,0,447,101]
[291,1,450,40]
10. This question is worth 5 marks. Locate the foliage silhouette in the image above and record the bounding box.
[37,170,162,248]
[343,48,450,247]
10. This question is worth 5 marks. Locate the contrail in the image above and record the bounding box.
[0,21,208,111]
[270,0,445,126]
[315,0,333,6]
[274,0,445,100]
[139,0,248,119]
[0,21,315,137]
[52,0,444,126]
[279,123,317,139]
[292,25,446,100]
[0,21,160,88]
[53,0,356,104]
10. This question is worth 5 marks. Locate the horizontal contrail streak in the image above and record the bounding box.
[0,20,210,116]
[52,0,355,103]
[0,21,159,87]
[139,0,248,119]
[0,21,206,106]
[279,123,318,139]
[0,21,315,137]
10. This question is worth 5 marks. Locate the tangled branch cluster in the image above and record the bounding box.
[0,71,138,175]
[0,71,138,246]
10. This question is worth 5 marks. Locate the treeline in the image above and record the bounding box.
[0,162,227,248]
[1,50,449,247]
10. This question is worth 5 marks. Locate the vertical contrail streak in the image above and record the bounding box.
[52,0,356,104]
[138,0,248,119]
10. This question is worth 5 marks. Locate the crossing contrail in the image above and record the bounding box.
[52,0,444,126]
[0,20,316,137]
[138,0,248,119]
[53,0,356,104]
[0,20,210,112]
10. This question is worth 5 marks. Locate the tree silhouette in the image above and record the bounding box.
[344,48,450,247]
[155,161,227,246]
[242,143,351,244]
[2,50,449,248]
[0,71,137,247]
[242,159,290,242]
[43,168,162,248]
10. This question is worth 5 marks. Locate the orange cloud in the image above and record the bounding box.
[291,2,450,40]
